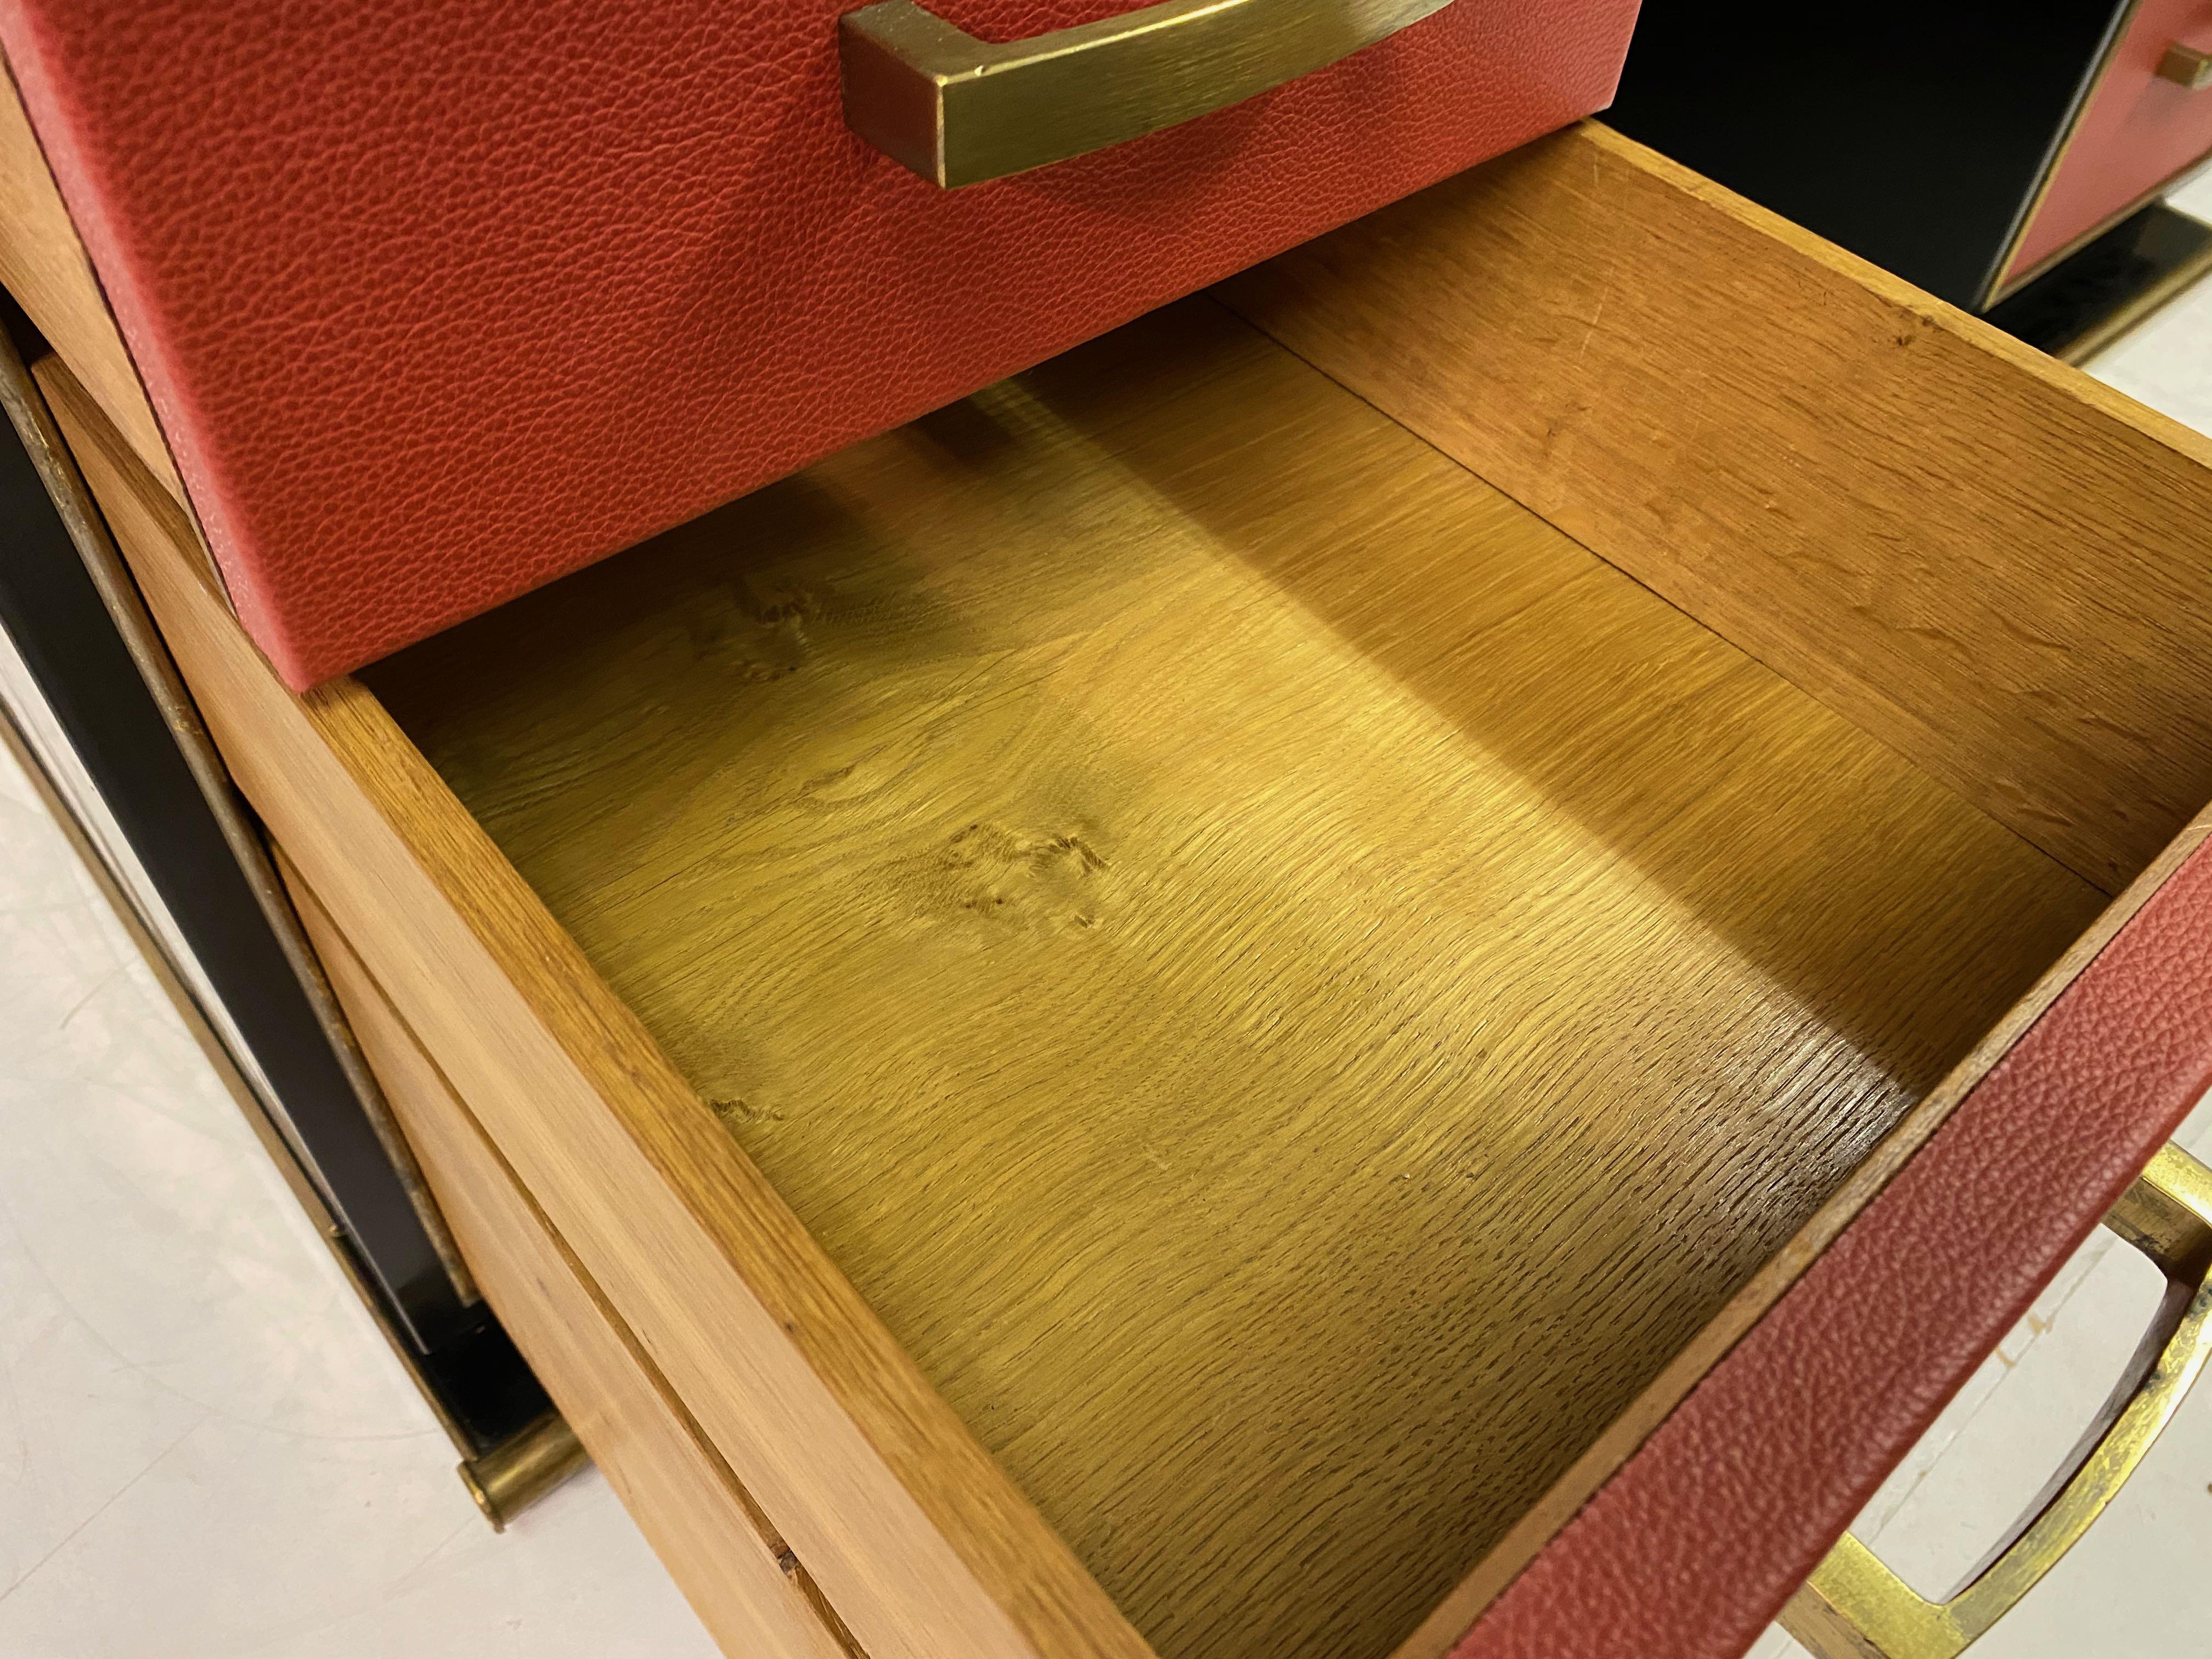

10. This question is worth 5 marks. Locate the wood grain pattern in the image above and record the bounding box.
[0,63,178,497]
[365,299,2104,1659]
[279,852,860,1659]
[1218,121,2212,895]
[1389,789,2212,1658]
[40,356,1152,1659]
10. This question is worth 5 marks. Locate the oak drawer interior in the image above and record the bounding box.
[360,295,2104,1659]
[33,120,2212,1659]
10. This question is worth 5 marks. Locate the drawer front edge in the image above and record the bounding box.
[280,854,854,1659]
[1450,812,2212,1659]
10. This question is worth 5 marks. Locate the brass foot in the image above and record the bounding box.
[458,1411,589,1532]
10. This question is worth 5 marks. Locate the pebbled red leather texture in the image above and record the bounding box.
[0,0,1639,687]
[1452,831,2212,1659]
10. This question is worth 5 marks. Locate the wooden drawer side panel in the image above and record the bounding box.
[280,855,855,1659]
[1221,122,2212,894]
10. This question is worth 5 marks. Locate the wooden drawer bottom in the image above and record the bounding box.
[32,120,2212,1659]
[358,296,2097,1659]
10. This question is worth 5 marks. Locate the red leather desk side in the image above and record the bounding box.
[1453,831,2212,1659]
[2002,0,2212,290]
[0,0,1639,688]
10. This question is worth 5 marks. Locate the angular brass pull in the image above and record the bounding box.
[1782,1144,2212,1659]
[2158,42,2212,90]
[839,0,1457,187]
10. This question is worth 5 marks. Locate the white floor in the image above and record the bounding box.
[9,180,2212,1658]
[2081,168,2212,436]
[0,746,720,1659]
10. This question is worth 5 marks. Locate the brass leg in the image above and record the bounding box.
[458,1411,590,1532]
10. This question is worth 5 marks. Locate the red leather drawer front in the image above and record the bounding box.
[2002,0,2212,290]
[0,0,1639,689]
[1451,828,2212,1659]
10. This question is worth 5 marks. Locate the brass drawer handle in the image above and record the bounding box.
[1782,1144,2212,1659]
[2158,42,2212,90]
[839,0,1457,188]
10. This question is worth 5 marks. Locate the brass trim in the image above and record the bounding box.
[1782,1144,2212,1659]
[0,334,477,1308]
[0,697,330,1227]
[0,702,566,1515]
[1982,0,2143,308]
[2158,41,2212,90]
[458,1411,590,1532]
[0,334,580,1532]
[839,0,1455,188]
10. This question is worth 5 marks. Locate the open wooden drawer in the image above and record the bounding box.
[19,121,2212,1659]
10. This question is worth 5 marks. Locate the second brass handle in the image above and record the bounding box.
[1781,1143,2212,1659]
[2159,42,2212,90]
[839,0,1458,188]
